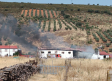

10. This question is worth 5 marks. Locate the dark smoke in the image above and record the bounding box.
[0,14,52,53]
[0,14,95,58]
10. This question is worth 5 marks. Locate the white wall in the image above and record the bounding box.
[39,50,73,58]
[0,49,18,57]
[91,50,109,59]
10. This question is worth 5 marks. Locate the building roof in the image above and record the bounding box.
[100,51,109,55]
[39,48,84,51]
[0,45,18,49]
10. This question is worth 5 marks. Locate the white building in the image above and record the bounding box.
[0,45,18,57]
[91,50,110,59]
[39,48,82,58]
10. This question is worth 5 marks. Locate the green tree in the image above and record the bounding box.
[0,41,2,45]
[13,51,19,56]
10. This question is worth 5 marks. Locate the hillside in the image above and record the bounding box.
[0,2,112,54]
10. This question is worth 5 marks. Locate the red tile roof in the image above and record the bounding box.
[0,45,18,49]
[100,51,109,55]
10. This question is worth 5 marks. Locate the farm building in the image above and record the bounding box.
[0,45,18,57]
[39,48,84,58]
[91,50,110,59]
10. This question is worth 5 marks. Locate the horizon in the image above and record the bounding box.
[0,0,111,6]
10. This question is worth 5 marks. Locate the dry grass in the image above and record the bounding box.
[29,58,112,81]
[0,56,35,68]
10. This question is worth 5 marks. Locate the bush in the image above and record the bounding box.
[64,15,70,18]
[87,39,93,44]
[109,48,112,52]
[76,22,82,27]
[94,10,100,13]
[4,9,8,11]
[77,8,80,11]
[65,27,68,30]
[5,42,8,45]
[106,43,110,47]
[61,10,65,16]
[71,9,73,11]
[3,37,7,41]
[88,9,94,13]
[0,41,2,45]
[13,51,19,56]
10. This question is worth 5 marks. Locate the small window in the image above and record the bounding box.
[48,51,51,53]
[41,51,44,53]
[13,49,15,52]
[5,49,7,52]
[68,52,71,54]
[55,51,57,53]
[62,52,64,54]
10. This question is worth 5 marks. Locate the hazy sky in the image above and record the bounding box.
[0,0,112,6]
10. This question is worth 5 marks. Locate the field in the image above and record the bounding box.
[29,58,112,81]
[0,56,34,68]
[0,57,112,81]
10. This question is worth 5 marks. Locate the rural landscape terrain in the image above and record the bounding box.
[0,1,112,81]
[0,2,112,53]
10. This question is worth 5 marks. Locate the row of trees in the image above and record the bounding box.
[47,9,50,19]
[108,32,112,37]
[53,19,56,31]
[51,10,55,18]
[103,31,112,43]
[39,9,41,17]
[31,8,33,17]
[48,20,51,31]
[43,9,47,18]
[58,19,62,29]
[96,31,107,42]
[42,19,46,31]
[65,19,77,30]
[38,20,41,28]
[92,33,99,42]
[27,9,29,16]
[61,20,72,30]
[35,9,37,16]
[88,9,112,15]
[22,9,25,16]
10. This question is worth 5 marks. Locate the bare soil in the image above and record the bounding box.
[45,10,48,18]
[37,10,39,16]
[24,10,27,16]
[33,9,36,16]
[29,9,31,17]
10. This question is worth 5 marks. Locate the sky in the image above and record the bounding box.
[0,0,112,6]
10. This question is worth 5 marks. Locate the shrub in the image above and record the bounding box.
[109,48,112,52]
[61,10,65,16]
[13,51,19,56]
[0,41,2,45]
[5,42,8,45]
[106,43,111,47]
[4,9,8,11]
[3,37,7,41]
[65,27,68,30]
[71,9,73,11]
[64,15,70,18]
[88,9,94,13]
[94,10,100,13]
[87,39,93,44]
[76,22,82,27]
[77,8,80,11]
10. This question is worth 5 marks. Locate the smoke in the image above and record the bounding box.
[0,14,95,58]
[71,45,94,58]
[0,14,48,53]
